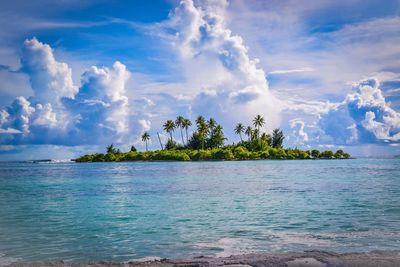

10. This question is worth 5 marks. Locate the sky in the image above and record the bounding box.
[0,0,400,160]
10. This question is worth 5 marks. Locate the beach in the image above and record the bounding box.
[8,250,400,267]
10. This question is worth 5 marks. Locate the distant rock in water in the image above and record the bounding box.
[29,159,72,164]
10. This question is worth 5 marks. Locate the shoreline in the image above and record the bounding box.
[73,158,355,163]
[8,250,400,267]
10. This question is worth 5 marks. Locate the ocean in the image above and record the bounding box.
[0,159,399,265]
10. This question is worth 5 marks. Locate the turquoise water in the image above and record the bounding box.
[0,159,400,264]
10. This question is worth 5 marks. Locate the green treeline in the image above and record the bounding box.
[76,115,351,162]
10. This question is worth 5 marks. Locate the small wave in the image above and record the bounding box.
[0,253,19,266]
[126,256,162,262]
[267,231,334,247]
[194,237,256,257]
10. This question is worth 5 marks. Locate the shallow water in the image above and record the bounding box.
[0,159,399,264]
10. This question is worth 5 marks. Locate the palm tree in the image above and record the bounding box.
[195,116,209,149]
[245,126,253,141]
[252,128,259,140]
[260,132,271,146]
[175,116,185,145]
[198,122,209,149]
[208,124,226,148]
[271,128,285,148]
[234,123,244,142]
[253,114,265,138]
[163,120,175,141]
[208,118,217,131]
[106,144,119,154]
[141,132,150,151]
[195,116,205,128]
[182,118,192,144]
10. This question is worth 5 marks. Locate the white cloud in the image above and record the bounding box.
[165,0,281,131]
[0,110,9,124]
[320,78,400,144]
[138,119,151,133]
[362,111,400,141]
[226,2,400,100]
[289,118,309,144]
[268,67,314,75]
[0,38,136,146]
[3,96,35,135]
[31,103,57,128]
[63,61,130,144]
[21,38,78,106]
[0,128,22,134]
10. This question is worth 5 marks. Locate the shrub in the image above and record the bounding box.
[187,150,198,160]
[320,150,334,159]
[311,149,320,158]
[269,147,286,159]
[234,146,250,160]
[152,150,189,161]
[259,150,270,159]
[123,152,139,161]
[75,154,93,162]
[104,153,117,161]
[247,139,270,152]
[190,150,212,160]
[249,151,261,160]
[298,151,310,159]
[165,140,177,150]
[92,153,105,162]
[334,149,344,159]
[212,148,234,160]
[174,152,190,161]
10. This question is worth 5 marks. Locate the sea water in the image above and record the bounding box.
[0,159,399,264]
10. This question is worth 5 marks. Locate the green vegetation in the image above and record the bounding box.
[76,115,351,162]
[141,132,150,152]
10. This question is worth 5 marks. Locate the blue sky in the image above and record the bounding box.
[0,0,400,159]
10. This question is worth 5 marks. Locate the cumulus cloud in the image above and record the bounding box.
[63,61,130,144]
[289,118,309,144]
[0,38,134,146]
[138,119,151,133]
[320,78,400,144]
[166,0,281,130]
[31,103,57,128]
[3,96,35,135]
[21,38,77,106]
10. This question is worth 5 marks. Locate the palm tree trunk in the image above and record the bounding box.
[180,128,184,145]
[239,133,243,142]
[157,132,164,150]
[169,132,173,142]
[185,128,189,144]
[145,141,148,152]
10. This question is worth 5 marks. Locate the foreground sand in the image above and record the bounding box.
[8,250,400,267]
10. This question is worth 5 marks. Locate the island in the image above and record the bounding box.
[76,115,351,162]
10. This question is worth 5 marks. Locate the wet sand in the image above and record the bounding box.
[8,250,400,267]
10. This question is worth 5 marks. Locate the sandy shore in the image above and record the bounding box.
[7,250,400,267]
